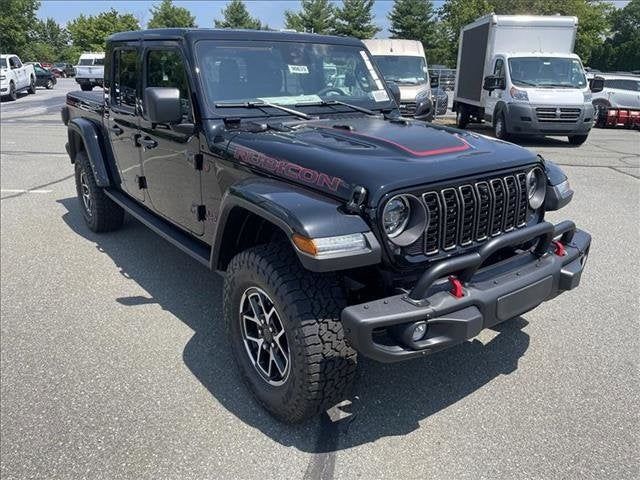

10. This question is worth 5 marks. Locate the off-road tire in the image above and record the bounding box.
[80,84,93,91]
[568,134,588,146]
[224,243,357,423]
[27,76,36,94]
[74,151,124,232]
[8,81,17,101]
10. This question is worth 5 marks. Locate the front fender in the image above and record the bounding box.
[67,117,111,187]
[211,178,382,272]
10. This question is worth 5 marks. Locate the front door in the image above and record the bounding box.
[138,45,203,235]
[106,46,145,201]
[485,57,505,121]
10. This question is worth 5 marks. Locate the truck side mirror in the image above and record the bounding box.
[590,76,605,93]
[483,75,502,91]
[144,87,182,125]
[386,81,401,107]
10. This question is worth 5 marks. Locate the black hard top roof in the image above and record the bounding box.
[108,28,364,46]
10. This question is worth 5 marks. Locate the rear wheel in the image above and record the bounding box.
[456,108,470,129]
[568,134,588,146]
[494,111,510,140]
[80,84,93,91]
[74,151,124,232]
[224,243,357,423]
[46,79,54,89]
[27,76,36,94]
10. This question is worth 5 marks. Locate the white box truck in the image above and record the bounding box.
[364,39,434,121]
[453,15,604,145]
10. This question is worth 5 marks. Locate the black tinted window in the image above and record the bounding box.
[112,49,137,108]
[146,49,191,119]
[605,79,640,91]
[494,59,504,78]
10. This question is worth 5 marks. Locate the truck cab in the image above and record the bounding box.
[453,15,604,145]
[0,54,36,100]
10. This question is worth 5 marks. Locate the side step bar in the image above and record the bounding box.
[104,188,211,267]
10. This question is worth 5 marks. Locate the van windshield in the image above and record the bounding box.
[508,57,586,89]
[196,40,394,113]
[372,55,428,85]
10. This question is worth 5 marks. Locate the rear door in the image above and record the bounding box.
[106,45,145,201]
[138,43,203,235]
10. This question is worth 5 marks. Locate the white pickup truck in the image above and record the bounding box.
[74,52,105,91]
[0,54,36,101]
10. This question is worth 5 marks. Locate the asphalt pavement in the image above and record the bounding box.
[1,78,638,479]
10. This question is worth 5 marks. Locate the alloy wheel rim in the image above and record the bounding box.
[80,171,92,216]
[239,287,290,386]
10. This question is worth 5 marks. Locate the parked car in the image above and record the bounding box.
[0,54,36,100]
[364,39,434,121]
[453,14,604,145]
[432,86,449,115]
[74,52,104,91]
[429,65,456,91]
[591,73,640,126]
[62,28,591,424]
[52,62,75,77]
[34,64,56,89]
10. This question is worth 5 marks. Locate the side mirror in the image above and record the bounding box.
[590,76,605,93]
[483,75,501,91]
[144,87,182,124]
[386,81,401,107]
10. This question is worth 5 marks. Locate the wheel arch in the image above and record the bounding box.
[67,118,112,187]
[211,179,381,273]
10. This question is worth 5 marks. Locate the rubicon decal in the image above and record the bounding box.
[230,144,346,192]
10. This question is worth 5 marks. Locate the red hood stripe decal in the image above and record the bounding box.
[314,126,472,157]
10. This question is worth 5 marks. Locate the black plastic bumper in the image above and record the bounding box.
[341,221,591,362]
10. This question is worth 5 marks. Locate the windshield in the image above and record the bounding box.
[373,55,428,85]
[0,58,6,69]
[508,57,586,88]
[196,40,393,113]
[78,58,93,66]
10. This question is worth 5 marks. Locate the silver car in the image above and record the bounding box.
[591,73,640,113]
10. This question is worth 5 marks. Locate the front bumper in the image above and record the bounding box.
[342,221,590,362]
[505,103,594,136]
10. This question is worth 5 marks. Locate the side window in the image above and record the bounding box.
[493,59,504,79]
[146,49,192,120]
[10,57,22,68]
[112,49,138,109]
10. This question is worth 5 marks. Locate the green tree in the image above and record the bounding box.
[0,0,40,59]
[148,0,196,28]
[333,0,379,38]
[591,0,640,70]
[67,8,140,52]
[388,0,444,63]
[284,0,336,34]
[23,17,72,62]
[214,0,261,29]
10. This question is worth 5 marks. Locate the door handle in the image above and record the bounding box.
[110,124,123,136]
[136,136,158,149]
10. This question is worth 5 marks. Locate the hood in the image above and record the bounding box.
[212,116,538,205]
[525,88,586,105]
[398,83,430,102]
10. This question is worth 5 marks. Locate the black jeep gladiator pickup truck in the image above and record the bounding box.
[62,29,590,423]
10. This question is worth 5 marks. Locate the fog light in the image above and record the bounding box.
[412,322,427,341]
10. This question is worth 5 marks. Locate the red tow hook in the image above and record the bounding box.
[448,276,464,298]
[552,240,566,256]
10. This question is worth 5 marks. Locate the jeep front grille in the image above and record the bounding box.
[411,171,530,257]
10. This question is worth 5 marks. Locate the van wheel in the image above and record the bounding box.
[494,111,510,140]
[46,79,54,89]
[80,84,93,91]
[8,81,17,101]
[568,134,588,146]
[456,109,469,129]
[74,151,124,232]
[224,243,357,423]
[27,76,36,94]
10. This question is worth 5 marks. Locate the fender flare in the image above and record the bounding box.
[210,178,381,273]
[67,117,111,187]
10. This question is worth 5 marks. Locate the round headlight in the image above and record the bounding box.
[383,196,410,238]
[526,167,546,209]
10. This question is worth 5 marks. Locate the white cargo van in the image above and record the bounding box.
[75,52,105,91]
[364,39,433,120]
[453,15,604,145]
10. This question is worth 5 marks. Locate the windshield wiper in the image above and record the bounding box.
[294,99,378,116]
[511,79,537,87]
[214,101,312,120]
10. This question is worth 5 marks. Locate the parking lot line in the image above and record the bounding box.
[0,189,52,194]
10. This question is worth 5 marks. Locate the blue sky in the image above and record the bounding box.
[37,0,630,36]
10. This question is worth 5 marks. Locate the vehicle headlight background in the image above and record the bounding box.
[381,194,428,246]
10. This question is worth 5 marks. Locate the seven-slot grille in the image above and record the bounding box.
[416,171,530,256]
[535,107,581,123]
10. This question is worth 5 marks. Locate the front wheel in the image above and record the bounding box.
[224,243,357,423]
[80,84,93,91]
[27,76,36,94]
[74,151,124,232]
[494,111,510,140]
[46,79,54,89]
[8,81,17,101]
[568,134,588,146]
